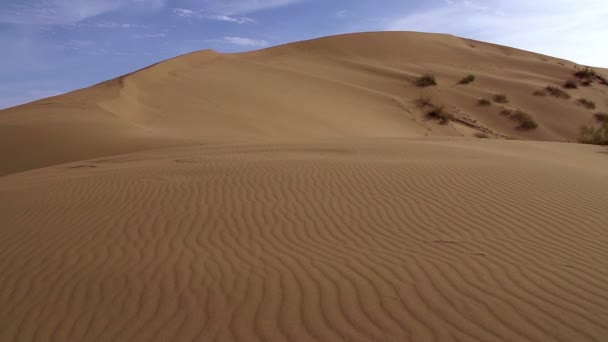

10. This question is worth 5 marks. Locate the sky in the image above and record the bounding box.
[1,0,607,109]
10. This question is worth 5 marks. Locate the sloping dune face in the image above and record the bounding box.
[1,32,608,341]
[1,32,607,175]
[1,140,608,341]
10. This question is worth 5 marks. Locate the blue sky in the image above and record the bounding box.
[1,0,607,109]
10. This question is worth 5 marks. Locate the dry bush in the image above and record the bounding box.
[415,96,433,108]
[576,98,596,110]
[563,79,578,89]
[459,74,476,85]
[545,86,571,99]
[533,90,547,96]
[426,105,454,125]
[594,112,608,123]
[574,67,597,79]
[414,74,437,87]
[579,122,608,145]
[509,110,539,130]
[493,94,509,103]
[478,98,492,106]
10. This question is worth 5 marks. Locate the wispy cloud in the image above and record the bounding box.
[0,0,167,25]
[134,32,167,39]
[195,0,302,15]
[209,14,255,24]
[223,36,268,47]
[172,8,255,23]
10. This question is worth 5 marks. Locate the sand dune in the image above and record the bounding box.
[1,32,608,341]
[2,32,607,175]
[1,140,608,341]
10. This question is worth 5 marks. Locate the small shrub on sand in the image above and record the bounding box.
[415,96,433,108]
[499,109,512,116]
[426,105,454,125]
[594,112,608,123]
[579,123,608,145]
[576,98,596,110]
[545,86,571,99]
[414,74,437,87]
[533,90,547,96]
[580,79,592,87]
[492,94,509,103]
[509,110,539,130]
[562,79,578,89]
[459,74,476,85]
[478,98,492,106]
[474,132,489,138]
[574,67,597,79]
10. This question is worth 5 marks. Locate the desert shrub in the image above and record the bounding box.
[579,123,608,145]
[576,98,596,110]
[414,74,437,87]
[594,112,608,123]
[545,86,571,99]
[478,98,492,106]
[416,96,433,108]
[459,74,476,85]
[574,67,597,79]
[563,79,578,89]
[493,94,509,103]
[499,109,512,116]
[580,79,592,87]
[474,132,489,138]
[509,110,539,130]
[533,90,547,96]
[426,105,454,125]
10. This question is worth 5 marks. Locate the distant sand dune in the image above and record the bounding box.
[2,32,607,176]
[2,139,608,341]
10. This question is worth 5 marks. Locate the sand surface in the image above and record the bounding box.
[1,32,608,341]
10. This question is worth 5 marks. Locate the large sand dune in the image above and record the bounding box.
[1,32,608,341]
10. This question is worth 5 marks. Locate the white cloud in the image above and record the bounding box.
[172,8,199,18]
[0,0,167,25]
[223,36,269,47]
[209,15,255,24]
[172,8,255,23]
[195,0,301,15]
[134,32,167,38]
[387,0,608,67]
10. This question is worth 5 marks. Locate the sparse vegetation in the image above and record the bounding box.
[579,122,608,145]
[594,112,608,123]
[478,98,492,106]
[532,90,547,96]
[576,98,596,110]
[562,79,578,89]
[459,74,476,85]
[509,110,539,130]
[415,96,433,108]
[414,74,437,87]
[574,67,597,80]
[581,79,592,87]
[492,94,509,103]
[426,105,454,125]
[474,132,489,139]
[545,86,571,99]
[496,108,538,130]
